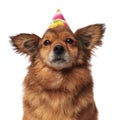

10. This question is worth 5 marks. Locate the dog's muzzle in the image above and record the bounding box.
[52,45,66,63]
[47,45,72,69]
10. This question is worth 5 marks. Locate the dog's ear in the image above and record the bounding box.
[11,34,40,56]
[75,24,105,50]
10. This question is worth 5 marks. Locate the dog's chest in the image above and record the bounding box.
[28,91,74,120]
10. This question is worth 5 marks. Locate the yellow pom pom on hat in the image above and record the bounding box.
[48,9,70,29]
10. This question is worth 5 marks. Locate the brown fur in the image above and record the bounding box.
[11,24,105,120]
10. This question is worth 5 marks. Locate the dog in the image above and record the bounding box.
[11,24,105,120]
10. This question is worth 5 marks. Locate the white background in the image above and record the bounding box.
[0,0,120,120]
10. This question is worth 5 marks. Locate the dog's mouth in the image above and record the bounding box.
[52,58,66,64]
[47,52,72,70]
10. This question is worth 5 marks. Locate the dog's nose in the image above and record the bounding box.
[54,45,65,55]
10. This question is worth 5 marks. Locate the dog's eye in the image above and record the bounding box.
[44,40,51,46]
[65,38,73,44]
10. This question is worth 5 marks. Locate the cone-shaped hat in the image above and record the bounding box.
[48,9,70,29]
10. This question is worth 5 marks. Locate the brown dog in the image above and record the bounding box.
[11,24,105,120]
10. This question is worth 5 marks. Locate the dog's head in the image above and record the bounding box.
[11,24,105,70]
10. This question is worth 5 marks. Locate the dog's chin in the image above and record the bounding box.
[47,58,72,70]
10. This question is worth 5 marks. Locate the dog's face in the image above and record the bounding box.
[11,24,105,70]
[39,26,78,70]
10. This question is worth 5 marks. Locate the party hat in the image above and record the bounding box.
[48,9,70,29]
